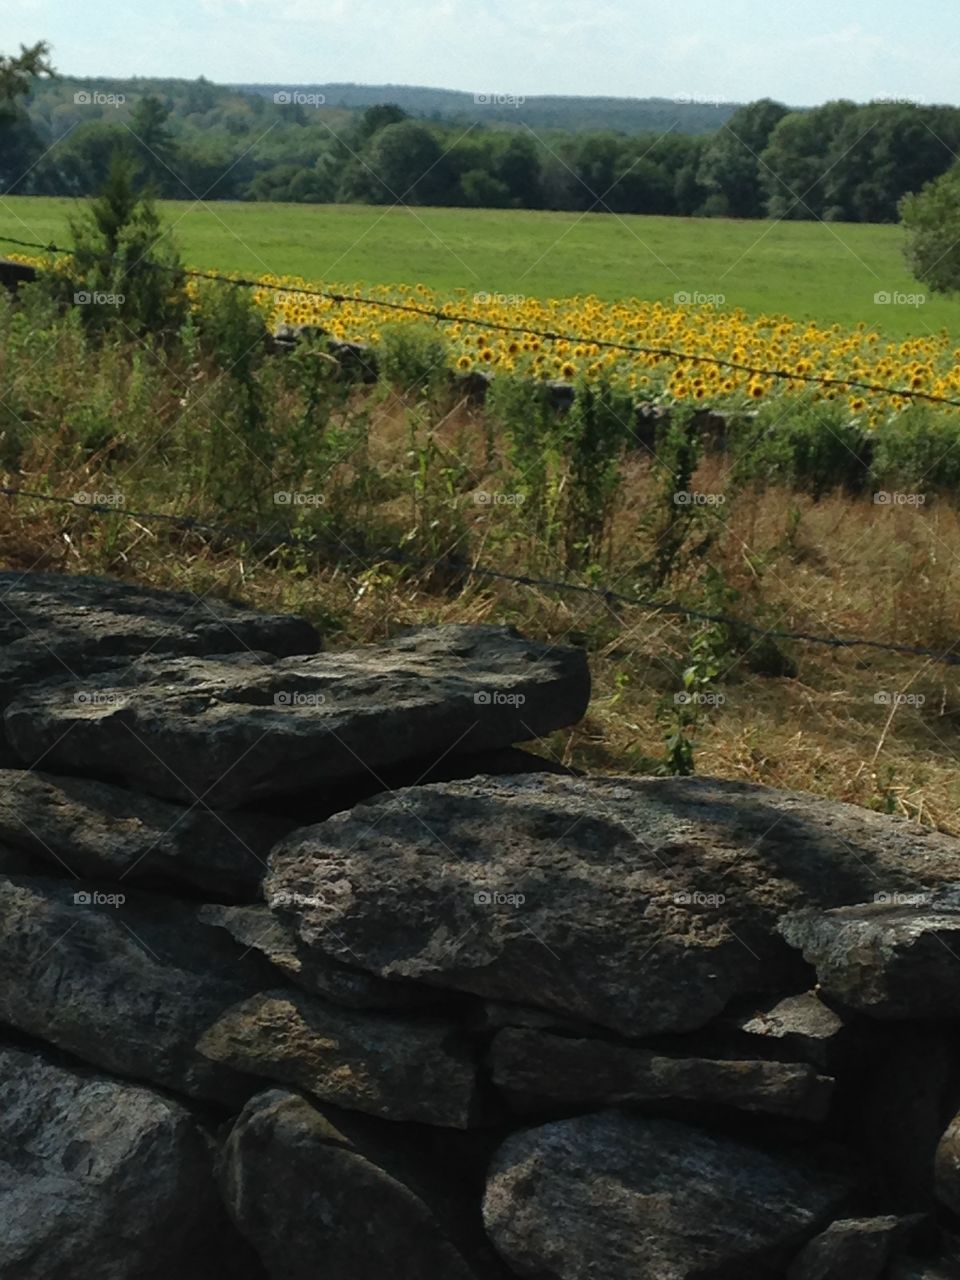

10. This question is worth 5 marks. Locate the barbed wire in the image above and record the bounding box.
[1,232,959,410]
[2,484,958,667]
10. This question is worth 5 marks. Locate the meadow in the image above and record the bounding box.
[1,196,959,833]
[0,196,953,339]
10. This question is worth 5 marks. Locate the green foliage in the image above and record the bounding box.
[730,395,869,499]
[560,381,634,568]
[698,99,791,218]
[870,404,960,492]
[65,153,187,338]
[641,408,713,588]
[376,322,449,397]
[0,41,54,104]
[901,166,960,295]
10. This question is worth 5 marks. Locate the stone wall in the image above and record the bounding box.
[0,571,957,1278]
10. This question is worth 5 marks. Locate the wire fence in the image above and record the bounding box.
[3,231,960,411]
[2,485,958,668]
[1,231,958,669]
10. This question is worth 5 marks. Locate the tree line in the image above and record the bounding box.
[3,52,960,228]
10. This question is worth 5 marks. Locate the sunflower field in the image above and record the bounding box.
[248,273,960,428]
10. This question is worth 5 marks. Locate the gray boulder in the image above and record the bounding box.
[482,1110,859,1280]
[266,774,960,1039]
[0,875,275,1102]
[786,1216,911,1280]
[199,903,446,1010]
[780,889,960,1019]
[0,570,318,703]
[4,625,590,807]
[219,1089,507,1279]
[488,1027,834,1120]
[0,1044,259,1280]
[0,770,288,900]
[196,988,480,1127]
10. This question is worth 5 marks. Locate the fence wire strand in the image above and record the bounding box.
[2,485,958,668]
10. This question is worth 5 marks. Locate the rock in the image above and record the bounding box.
[936,1112,960,1214]
[0,875,275,1102]
[4,625,590,807]
[0,570,318,704]
[786,1216,908,1280]
[199,904,445,1010]
[220,1089,508,1279]
[482,1110,859,1280]
[266,774,960,1040]
[488,1028,835,1121]
[196,989,480,1127]
[780,889,960,1019]
[0,258,37,293]
[0,770,288,900]
[470,1000,602,1037]
[328,338,378,382]
[0,1044,259,1280]
[454,369,492,405]
[727,991,854,1071]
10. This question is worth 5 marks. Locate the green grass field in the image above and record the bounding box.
[0,195,954,339]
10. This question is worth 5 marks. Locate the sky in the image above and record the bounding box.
[3,0,960,106]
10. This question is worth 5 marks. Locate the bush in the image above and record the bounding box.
[376,322,449,397]
[731,395,870,498]
[66,153,187,339]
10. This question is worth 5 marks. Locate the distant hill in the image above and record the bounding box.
[231,82,741,134]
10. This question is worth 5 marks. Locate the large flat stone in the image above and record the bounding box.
[482,1110,859,1280]
[219,1090,508,1279]
[266,774,960,1039]
[4,625,590,807]
[0,1045,260,1280]
[0,570,318,701]
[780,889,960,1019]
[196,988,480,1127]
[488,1028,834,1120]
[0,875,275,1103]
[0,770,288,900]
